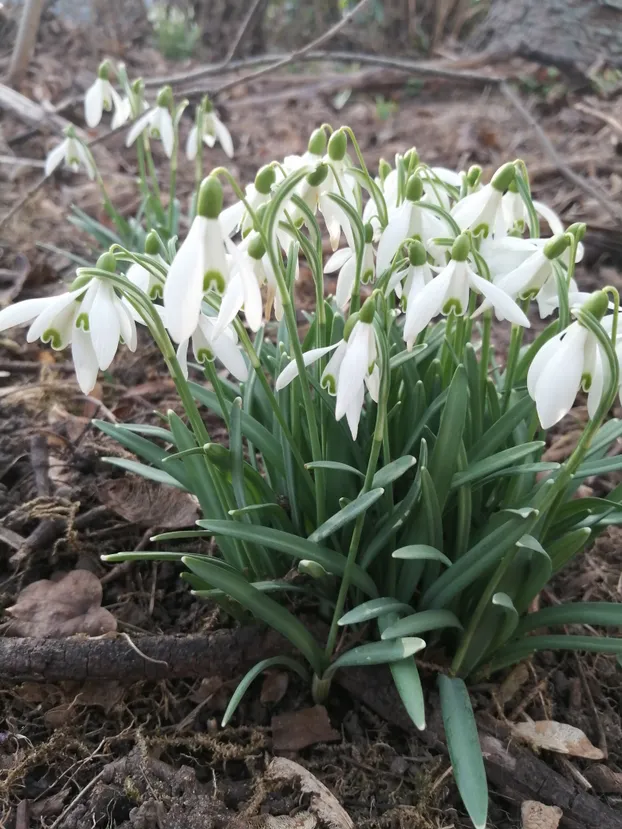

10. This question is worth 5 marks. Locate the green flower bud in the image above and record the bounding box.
[567,222,586,243]
[404,148,419,170]
[132,77,144,96]
[96,252,117,273]
[344,312,360,341]
[543,233,570,261]
[254,164,276,195]
[97,60,111,80]
[466,165,482,188]
[451,233,470,262]
[364,223,374,244]
[144,231,160,256]
[327,128,347,161]
[580,290,608,321]
[247,234,266,260]
[254,202,269,227]
[408,240,427,267]
[306,163,328,188]
[359,295,376,324]
[405,174,423,202]
[156,85,173,109]
[70,272,92,291]
[491,162,515,193]
[378,158,391,182]
[298,559,328,579]
[197,176,223,219]
[307,127,327,157]
[202,95,214,114]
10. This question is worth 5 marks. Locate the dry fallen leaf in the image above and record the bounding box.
[497,663,530,706]
[272,705,340,752]
[512,720,605,760]
[99,478,199,528]
[6,570,117,638]
[521,800,562,829]
[266,757,353,829]
[260,670,289,705]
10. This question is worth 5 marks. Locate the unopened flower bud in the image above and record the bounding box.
[579,290,608,322]
[298,560,328,579]
[404,148,419,169]
[197,176,223,219]
[328,128,347,161]
[254,165,276,195]
[359,295,376,324]
[378,158,391,182]
[306,163,328,188]
[451,233,470,262]
[202,95,214,113]
[364,223,374,244]
[156,85,173,109]
[543,233,570,261]
[144,231,160,256]
[344,312,360,341]
[567,222,586,242]
[247,234,266,261]
[96,251,117,273]
[97,60,111,80]
[405,174,424,202]
[466,165,482,188]
[307,127,327,157]
[491,162,515,193]
[132,78,144,96]
[408,240,427,267]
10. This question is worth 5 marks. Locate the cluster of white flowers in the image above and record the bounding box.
[3,107,618,439]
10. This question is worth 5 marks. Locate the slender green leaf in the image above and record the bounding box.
[439,676,488,829]
[390,345,427,370]
[429,365,468,509]
[468,394,534,462]
[515,602,622,636]
[381,609,462,639]
[339,598,414,626]
[391,544,452,566]
[390,658,426,730]
[451,442,545,489]
[488,634,622,674]
[324,637,426,679]
[575,456,622,479]
[372,456,417,489]
[221,656,310,726]
[549,527,591,572]
[308,488,385,544]
[305,461,364,478]
[102,457,186,489]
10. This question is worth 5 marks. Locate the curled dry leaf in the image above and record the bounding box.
[260,670,290,705]
[98,478,199,528]
[512,720,605,760]
[521,800,562,829]
[266,757,354,829]
[6,569,117,638]
[271,705,340,752]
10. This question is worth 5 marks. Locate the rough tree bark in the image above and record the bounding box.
[471,0,622,71]
[7,0,45,88]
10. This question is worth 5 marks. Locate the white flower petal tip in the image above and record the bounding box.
[275,344,339,392]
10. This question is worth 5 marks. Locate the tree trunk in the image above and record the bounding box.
[7,0,45,88]
[471,0,622,71]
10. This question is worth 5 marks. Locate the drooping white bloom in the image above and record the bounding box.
[163,177,229,343]
[45,129,96,179]
[324,227,375,311]
[0,272,136,394]
[329,318,379,439]
[186,103,234,159]
[219,165,276,238]
[275,343,340,392]
[85,72,120,128]
[176,313,248,383]
[213,236,264,336]
[126,261,164,299]
[528,295,610,428]
[112,95,133,129]
[402,234,530,344]
[451,162,515,235]
[126,102,175,158]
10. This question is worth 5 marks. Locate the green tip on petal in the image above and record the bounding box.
[306,163,328,188]
[344,312,360,341]
[580,290,608,321]
[364,222,374,244]
[307,127,327,156]
[466,165,482,188]
[197,176,223,219]
[202,95,214,113]
[254,164,276,195]
[96,252,117,273]
[491,162,515,192]
[156,85,173,109]
[378,158,391,182]
[97,60,111,80]
[405,174,424,202]
[327,129,347,161]
[543,233,570,261]
[451,233,470,262]
[132,77,144,94]
[70,272,92,291]
[359,295,376,324]
[144,231,160,256]
[567,222,587,242]
[247,234,266,261]
[408,240,427,267]
[63,124,77,138]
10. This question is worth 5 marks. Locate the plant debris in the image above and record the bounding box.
[511,720,605,760]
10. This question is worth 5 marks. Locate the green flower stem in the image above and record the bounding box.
[144,136,164,221]
[167,127,179,233]
[479,311,492,392]
[83,145,128,239]
[501,299,529,411]
[192,103,206,218]
[344,126,388,227]
[203,360,230,431]
[135,137,152,206]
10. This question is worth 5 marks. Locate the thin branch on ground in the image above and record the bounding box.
[500,81,622,222]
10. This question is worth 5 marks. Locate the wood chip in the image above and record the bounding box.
[266,757,353,829]
[512,721,605,760]
[521,800,562,829]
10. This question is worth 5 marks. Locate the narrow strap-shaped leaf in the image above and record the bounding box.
[468,394,534,463]
[549,527,591,573]
[401,388,450,456]
[381,609,462,640]
[487,634,622,675]
[182,555,326,675]
[428,365,469,510]
[324,637,426,679]
[305,460,364,478]
[575,456,622,478]
[228,503,295,533]
[451,442,545,489]
[390,658,426,730]
[229,397,246,509]
[102,457,186,489]
[391,544,452,566]
[120,424,176,441]
[372,455,417,489]
[196,519,378,596]
[438,675,488,829]
[308,488,385,544]
[389,344,427,370]
[515,602,622,636]
[221,656,310,727]
[338,598,414,626]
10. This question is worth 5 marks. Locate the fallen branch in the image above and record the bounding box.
[0,627,290,682]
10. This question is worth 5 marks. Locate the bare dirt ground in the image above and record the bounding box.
[2,9,622,829]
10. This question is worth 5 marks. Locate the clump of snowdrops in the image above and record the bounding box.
[4,62,622,828]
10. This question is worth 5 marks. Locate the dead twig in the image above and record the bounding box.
[48,768,107,829]
[500,81,622,223]
[574,101,622,140]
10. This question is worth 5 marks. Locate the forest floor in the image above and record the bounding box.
[2,11,622,829]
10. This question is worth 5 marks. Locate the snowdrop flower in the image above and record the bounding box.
[324,223,375,310]
[111,95,133,129]
[164,176,229,344]
[528,292,610,428]
[319,129,357,249]
[0,255,136,393]
[220,165,276,238]
[186,97,234,160]
[84,61,120,128]
[451,162,515,236]
[214,235,264,336]
[535,277,591,318]
[375,175,443,277]
[176,312,248,383]
[126,86,175,158]
[45,126,96,179]
[420,166,462,210]
[362,159,397,228]
[403,234,530,344]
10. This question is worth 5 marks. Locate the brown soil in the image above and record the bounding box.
[2,10,622,829]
